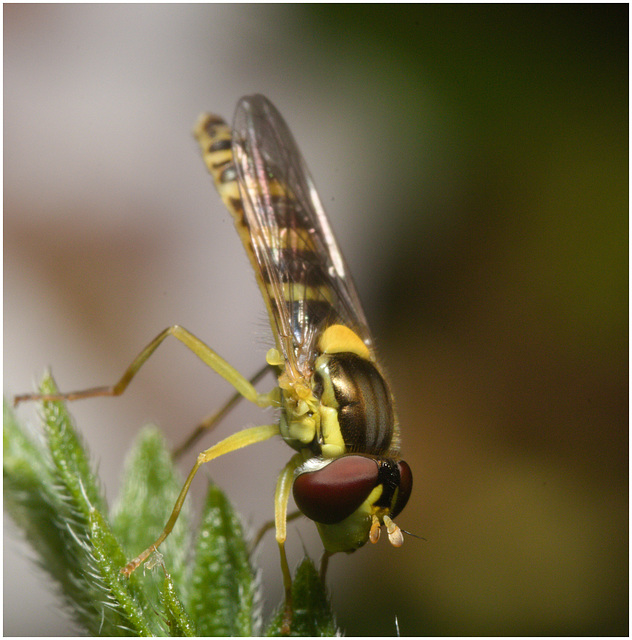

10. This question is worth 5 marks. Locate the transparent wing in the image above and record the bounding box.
[231,95,373,379]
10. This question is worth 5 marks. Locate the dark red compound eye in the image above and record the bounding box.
[293,455,379,525]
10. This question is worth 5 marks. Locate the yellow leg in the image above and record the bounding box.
[121,422,280,576]
[14,325,278,408]
[275,454,302,634]
[173,363,272,459]
[319,550,333,582]
[249,510,302,555]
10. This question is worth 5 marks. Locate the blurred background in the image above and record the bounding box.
[4,5,627,636]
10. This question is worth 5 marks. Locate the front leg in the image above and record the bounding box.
[274,454,302,635]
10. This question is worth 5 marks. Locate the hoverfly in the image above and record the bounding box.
[15,95,413,628]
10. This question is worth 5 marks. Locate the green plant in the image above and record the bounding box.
[4,373,338,636]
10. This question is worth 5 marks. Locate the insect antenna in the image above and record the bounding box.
[400,529,426,542]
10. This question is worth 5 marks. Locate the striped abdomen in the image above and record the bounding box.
[314,351,395,456]
[194,113,343,364]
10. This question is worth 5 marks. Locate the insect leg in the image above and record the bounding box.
[249,510,302,555]
[14,325,278,409]
[274,454,302,633]
[121,422,280,577]
[319,550,333,582]
[173,363,272,460]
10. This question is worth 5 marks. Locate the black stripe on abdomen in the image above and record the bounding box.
[327,353,394,455]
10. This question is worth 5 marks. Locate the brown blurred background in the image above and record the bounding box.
[4,5,627,636]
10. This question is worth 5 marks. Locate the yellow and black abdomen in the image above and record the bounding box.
[194,112,348,367]
[314,352,394,455]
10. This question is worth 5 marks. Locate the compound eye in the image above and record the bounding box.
[390,460,413,519]
[293,455,379,524]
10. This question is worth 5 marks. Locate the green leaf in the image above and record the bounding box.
[265,558,339,637]
[4,375,162,635]
[5,373,341,636]
[88,508,161,636]
[188,483,256,636]
[159,571,197,637]
[38,374,106,516]
[111,427,191,592]
[4,399,71,585]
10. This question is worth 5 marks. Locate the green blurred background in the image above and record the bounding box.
[5,4,627,636]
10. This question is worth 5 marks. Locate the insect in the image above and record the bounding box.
[15,95,413,628]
